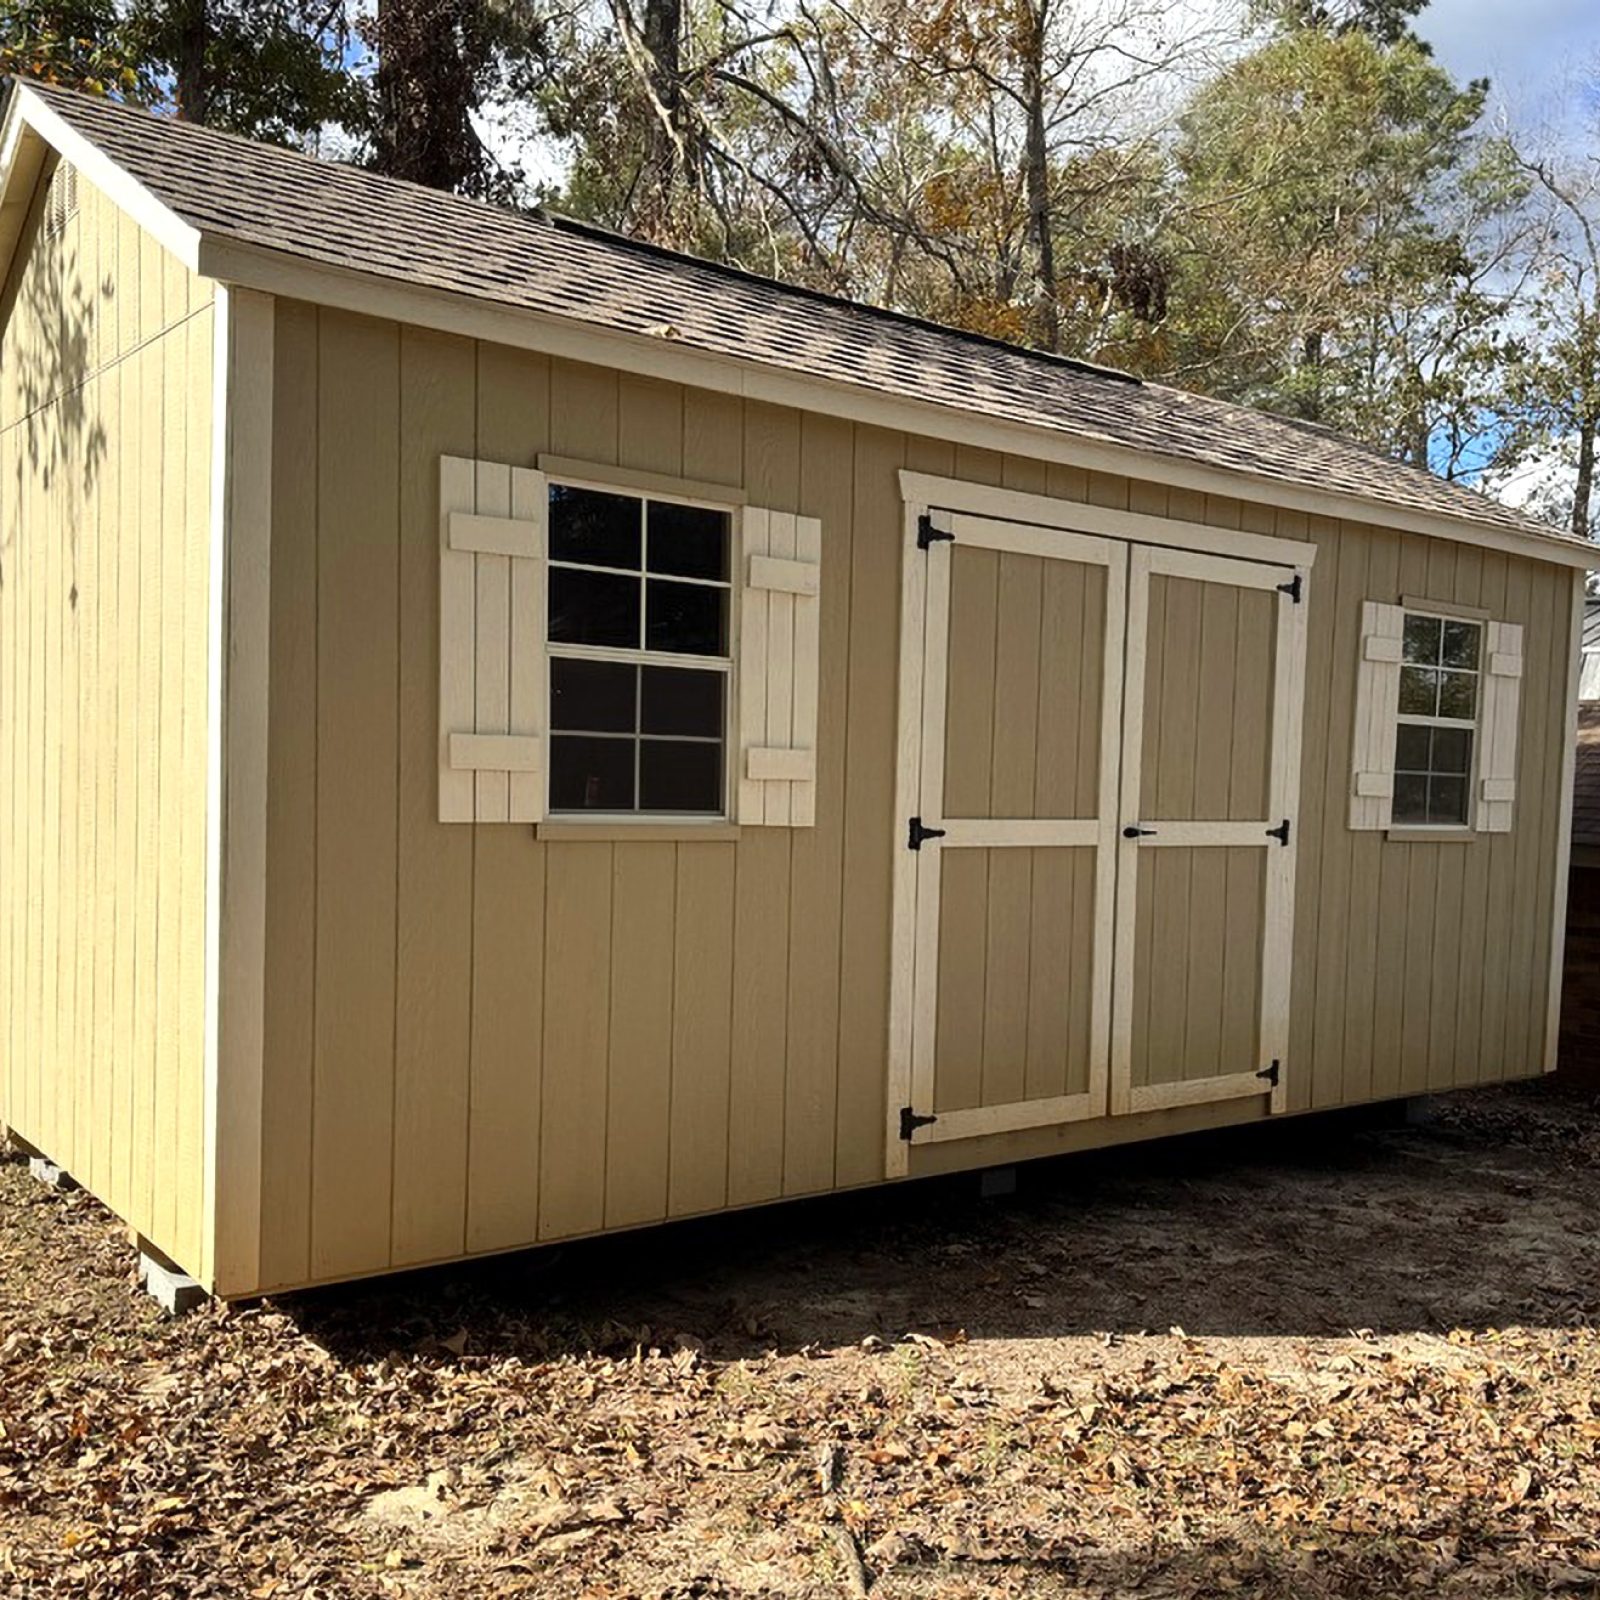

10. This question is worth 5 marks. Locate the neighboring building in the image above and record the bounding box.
[1559,639,1600,1078]
[0,83,1591,1300]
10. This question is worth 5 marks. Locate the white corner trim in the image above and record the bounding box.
[8,86,204,270]
[202,285,275,1296]
[900,470,1319,569]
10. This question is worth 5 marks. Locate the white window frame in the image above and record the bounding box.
[1389,606,1484,834]
[544,469,740,825]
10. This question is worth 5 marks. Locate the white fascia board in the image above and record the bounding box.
[10,85,203,270]
[195,233,1598,572]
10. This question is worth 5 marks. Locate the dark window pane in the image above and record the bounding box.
[549,485,640,569]
[550,735,635,811]
[549,567,640,648]
[1438,670,1477,720]
[648,502,729,581]
[1442,620,1481,670]
[1403,614,1442,664]
[1427,775,1468,826]
[1393,772,1429,824]
[647,579,727,656]
[1398,666,1439,717]
[1395,723,1431,771]
[639,738,722,812]
[1430,726,1472,775]
[642,665,723,737]
[552,658,636,732]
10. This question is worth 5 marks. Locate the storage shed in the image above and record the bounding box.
[0,83,1591,1301]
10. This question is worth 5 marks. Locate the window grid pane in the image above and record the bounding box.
[1391,612,1482,828]
[1394,718,1475,827]
[548,484,733,816]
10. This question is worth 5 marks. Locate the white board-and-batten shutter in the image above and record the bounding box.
[738,506,822,827]
[1475,619,1523,834]
[439,455,548,824]
[1349,601,1405,830]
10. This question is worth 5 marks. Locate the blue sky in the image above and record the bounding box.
[1419,0,1599,127]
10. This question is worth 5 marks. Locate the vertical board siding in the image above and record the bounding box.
[465,341,549,1254]
[246,302,1578,1294]
[736,404,801,1193]
[309,310,400,1281]
[391,326,476,1267]
[0,169,213,1274]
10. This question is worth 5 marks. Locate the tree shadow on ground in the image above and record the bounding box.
[283,1083,1600,1367]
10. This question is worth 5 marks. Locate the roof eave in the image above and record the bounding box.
[0,84,203,282]
[142,227,1600,575]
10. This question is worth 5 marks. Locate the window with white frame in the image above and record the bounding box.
[436,452,821,830]
[546,483,732,815]
[1392,611,1481,827]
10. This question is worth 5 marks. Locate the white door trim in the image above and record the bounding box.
[887,508,1127,1162]
[900,472,1321,571]
[1108,545,1309,1118]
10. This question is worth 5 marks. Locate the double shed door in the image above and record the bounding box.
[897,512,1307,1152]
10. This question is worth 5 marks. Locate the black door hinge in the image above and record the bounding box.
[1266,818,1291,846]
[908,816,947,851]
[900,1106,938,1141]
[1257,1059,1281,1087]
[917,513,955,551]
[1277,573,1303,603]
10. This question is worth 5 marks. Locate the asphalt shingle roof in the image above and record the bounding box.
[17,82,1592,550]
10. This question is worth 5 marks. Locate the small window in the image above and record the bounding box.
[1392,613,1481,827]
[547,485,732,816]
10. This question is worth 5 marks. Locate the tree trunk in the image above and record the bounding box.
[172,0,211,124]
[1300,329,1325,423]
[1020,8,1058,350]
[372,0,483,195]
[635,0,686,238]
[1575,415,1596,543]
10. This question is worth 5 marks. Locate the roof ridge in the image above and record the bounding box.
[536,208,1143,387]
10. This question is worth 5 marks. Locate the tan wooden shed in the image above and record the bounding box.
[0,82,1591,1300]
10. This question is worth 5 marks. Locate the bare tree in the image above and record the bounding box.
[1504,141,1600,540]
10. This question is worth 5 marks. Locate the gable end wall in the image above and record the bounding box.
[0,158,215,1278]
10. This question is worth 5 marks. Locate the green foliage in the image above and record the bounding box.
[123,0,361,140]
[1,0,360,142]
[0,0,146,96]
[1159,24,1517,468]
[1253,0,1431,47]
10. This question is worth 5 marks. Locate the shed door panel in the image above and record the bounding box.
[907,516,1124,1145]
[933,845,1098,1114]
[1129,845,1266,1102]
[1140,576,1276,822]
[942,547,1106,820]
[1110,546,1307,1116]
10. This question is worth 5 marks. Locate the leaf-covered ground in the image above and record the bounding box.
[6,1084,1600,1598]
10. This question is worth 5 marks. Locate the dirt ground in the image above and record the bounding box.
[5,1084,1600,1599]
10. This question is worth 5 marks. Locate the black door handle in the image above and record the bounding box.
[1123,825,1157,839]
